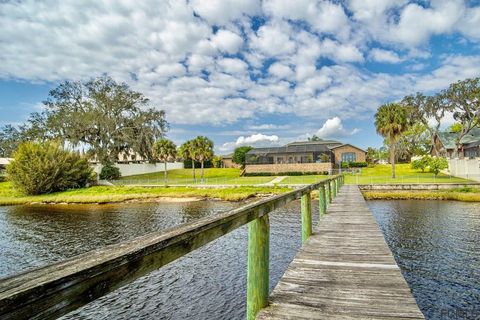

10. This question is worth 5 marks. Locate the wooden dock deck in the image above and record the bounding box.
[257,185,424,319]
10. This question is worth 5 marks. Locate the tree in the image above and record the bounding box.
[449,123,463,133]
[153,138,177,186]
[0,125,23,157]
[179,140,196,181]
[374,103,409,178]
[192,136,214,182]
[366,147,377,164]
[39,76,167,164]
[401,93,447,155]
[443,77,480,156]
[308,135,321,141]
[395,123,431,161]
[411,155,430,172]
[7,141,94,195]
[232,146,253,168]
[212,155,222,168]
[429,157,448,177]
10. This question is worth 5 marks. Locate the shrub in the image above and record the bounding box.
[183,160,212,169]
[411,156,430,172]
[7,141,94,195]
[429,157,448,176]
[99,164,121,180]
[349,162,367,168]
[341,162,367,168]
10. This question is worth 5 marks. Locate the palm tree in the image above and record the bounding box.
[179,140,196,182]
[153,138,177,186]
[374,103,409,179]
[192,136,214,182]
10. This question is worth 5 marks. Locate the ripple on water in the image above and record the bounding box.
[0,200,313,319]
[368,200,480,320]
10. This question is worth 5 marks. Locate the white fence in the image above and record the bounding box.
[448,158,480,182]
[93,162,184,177]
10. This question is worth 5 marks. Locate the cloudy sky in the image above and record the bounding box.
[1,0,480,154]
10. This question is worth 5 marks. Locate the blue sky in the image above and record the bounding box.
[1,0,480,154]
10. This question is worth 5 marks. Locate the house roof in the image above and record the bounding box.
[221,153,234,159]
[246,140,354,155]
[437,127,480,149]
[330,144,366,153]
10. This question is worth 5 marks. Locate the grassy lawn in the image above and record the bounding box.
[280,175,329,185]
[118,168,275,185]
[363,186,480,201]
[344,164,473,184]
[0,181,291,205]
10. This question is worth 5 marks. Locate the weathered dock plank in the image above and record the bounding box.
[257,185,424,320]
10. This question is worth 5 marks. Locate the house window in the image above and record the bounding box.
[465,148,478,158]
[341,152,356,162]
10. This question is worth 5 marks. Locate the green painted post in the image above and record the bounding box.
[326,181,332,204]
[332,179,337,198]
[319,184,326,217]
[301,192,312,243]
[247,214,270,320]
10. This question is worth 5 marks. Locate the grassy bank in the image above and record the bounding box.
[118,168,275,185]
[345,164,472,184]
[0,181,291,205]
[362,187,480,202]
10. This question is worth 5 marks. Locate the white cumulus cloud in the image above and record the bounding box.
[316,117,360,138]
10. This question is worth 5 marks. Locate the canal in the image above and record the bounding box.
[0,199,479,319]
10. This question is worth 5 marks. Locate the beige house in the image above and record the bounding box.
[245,140,365,174]
[221,154,240,168]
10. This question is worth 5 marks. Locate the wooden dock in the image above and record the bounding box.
[257,185,424,319]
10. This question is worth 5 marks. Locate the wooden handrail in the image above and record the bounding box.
[0,175,343,320]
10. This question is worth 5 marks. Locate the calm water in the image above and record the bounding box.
[0,200,479,319]
[0,200,314,319]
[369,200,480,320]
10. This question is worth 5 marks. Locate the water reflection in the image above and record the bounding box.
[369,200,480,320]
[0,200,315,319]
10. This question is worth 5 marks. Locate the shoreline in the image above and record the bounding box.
[362,190,480,202]
[0,183,290,206]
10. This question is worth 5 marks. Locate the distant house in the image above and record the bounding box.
[432,128,480,159]
[245,140,366,174]
[88,150,148,164]
[221,154,240,168]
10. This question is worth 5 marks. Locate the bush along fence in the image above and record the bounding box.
[0,175,344,320]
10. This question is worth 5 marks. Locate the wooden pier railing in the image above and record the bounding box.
[0,175,344,320]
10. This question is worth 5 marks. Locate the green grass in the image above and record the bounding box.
[344,164,472,184]
[0,181,291,205]
[363,188,480,202]
[280,175,329,185]
[118,168,275,185]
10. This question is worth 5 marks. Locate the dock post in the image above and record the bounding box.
[329,180,334,201]
[301,192,312,243]
[332,179,337,198]
[319,184,326,217]
[326,181,331,204]
[247,214,270,320]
